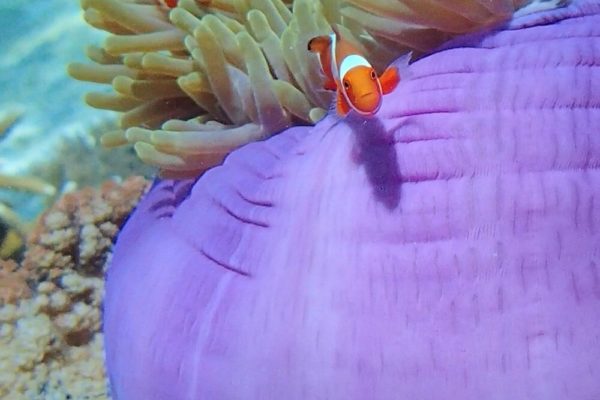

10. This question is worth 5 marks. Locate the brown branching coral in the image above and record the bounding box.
[69,0,557,177]
[0,272,108,398]
[23,176,149,281]
[0,176,149,399]
[0,259,30,305]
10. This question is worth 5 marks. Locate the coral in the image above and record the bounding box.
[53,119,156,190]
[0,276,108,399]
[0,259,30,305]
[0,209,25,260]
[68,0,557,177]
[1,104,57,260]
[0,105,24,136]
[0,104,55,198]
[23,176,150,281]
[0,176,149,399]
[0,173,56,247]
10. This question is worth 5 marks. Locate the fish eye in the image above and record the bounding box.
[370,69,376,80]
[343,80,350,90]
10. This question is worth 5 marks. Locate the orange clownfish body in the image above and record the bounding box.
[308,28,400,117]
[157,0,178,8]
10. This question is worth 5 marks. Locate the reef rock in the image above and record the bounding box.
[0,176,148,399]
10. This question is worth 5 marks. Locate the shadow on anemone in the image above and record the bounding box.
[147,178,197,219]
[343,113,401,211]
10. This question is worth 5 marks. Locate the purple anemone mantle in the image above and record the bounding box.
[105,2,600,399]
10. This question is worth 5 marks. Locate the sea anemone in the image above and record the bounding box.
[69,0,550,177]
[103,2,600,397]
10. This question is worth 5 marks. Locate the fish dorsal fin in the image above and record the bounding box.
[331,24,342,41]
[307,35,331,53]
[323,78,337,91]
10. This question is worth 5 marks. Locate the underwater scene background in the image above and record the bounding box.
[1,0,598,399]
[0,0,153,397]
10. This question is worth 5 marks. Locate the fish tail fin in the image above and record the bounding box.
[380,52,413,94]
[380,66,399,94]
[392,51,413,81]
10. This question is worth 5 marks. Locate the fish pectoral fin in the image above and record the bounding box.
[308,36,331,52]
[379,66,400,94]
[323,78,337,91]
[336,91,351,116]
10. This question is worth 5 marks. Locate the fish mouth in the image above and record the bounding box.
[360,93,377,100]
[355,93,380,114]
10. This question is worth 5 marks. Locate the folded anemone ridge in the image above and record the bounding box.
[104,1,600,399]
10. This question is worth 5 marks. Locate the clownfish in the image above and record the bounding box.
[157,0,178,8]
[308,27,404,117]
